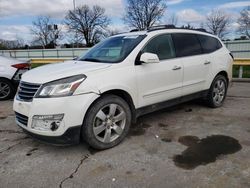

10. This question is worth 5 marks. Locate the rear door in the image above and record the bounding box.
[172,33,209,96]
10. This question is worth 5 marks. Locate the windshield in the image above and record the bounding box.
[79,35,146,63]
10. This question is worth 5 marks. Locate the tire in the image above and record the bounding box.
[82,94,132,150]
[0,78,15,101]
[206,75,228,108]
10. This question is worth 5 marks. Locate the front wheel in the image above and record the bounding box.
[206,75,228,108]
[82,95,131,150]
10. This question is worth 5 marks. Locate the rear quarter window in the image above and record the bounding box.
[172,33,203,57]
[197,35,222,53]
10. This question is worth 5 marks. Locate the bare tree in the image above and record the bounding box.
[168,13,178,26]
[237,6,250,39]
[205,10,230,38]
[65,5,110,47]
[105,28,121,37]
[31,16,62,48]
[123,0,167,30]
[0,37,25,49]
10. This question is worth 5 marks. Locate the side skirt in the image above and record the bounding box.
[135,90,208,118]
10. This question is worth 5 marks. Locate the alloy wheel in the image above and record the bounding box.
[212,79,226,105]
[93,104,126,143]
[0,82,11,99]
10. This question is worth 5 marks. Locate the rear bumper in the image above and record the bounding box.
[20,125,81,146]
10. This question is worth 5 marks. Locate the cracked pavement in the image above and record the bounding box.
[0,82,250,188]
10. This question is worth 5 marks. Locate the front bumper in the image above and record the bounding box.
[13,93,99,145]
[21,125,81,145]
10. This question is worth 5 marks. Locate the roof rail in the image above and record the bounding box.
[130,29,140,32]
[146,24,210,34]
[129,25,210,34]
[147,25,176,32]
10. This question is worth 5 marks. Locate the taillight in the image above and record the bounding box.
[11,63,30,69]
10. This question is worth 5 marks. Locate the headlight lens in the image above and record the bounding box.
[36,74,86,98]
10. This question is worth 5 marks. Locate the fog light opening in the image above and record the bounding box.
[50,121,60,131]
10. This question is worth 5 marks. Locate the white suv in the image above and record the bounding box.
[13,27,233,149]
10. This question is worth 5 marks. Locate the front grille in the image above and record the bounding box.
[15,112,28,126]
[17,82,41,101]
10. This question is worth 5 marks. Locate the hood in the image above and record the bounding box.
[22,60,112,84]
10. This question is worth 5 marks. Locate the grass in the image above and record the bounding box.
[31,63,250,78]
[233,65,250,78]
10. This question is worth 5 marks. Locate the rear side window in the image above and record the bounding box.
[197,35,222,53]
[172,33,203,57]
[142,34,176,60]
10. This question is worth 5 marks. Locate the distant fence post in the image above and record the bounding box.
[239,66,243,78]
[72,48,75,58]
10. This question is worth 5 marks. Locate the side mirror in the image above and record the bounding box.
[140,53,160,64]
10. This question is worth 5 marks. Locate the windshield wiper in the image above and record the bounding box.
[80,58,101,62]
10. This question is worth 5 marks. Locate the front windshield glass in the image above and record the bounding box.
[79,35,146,63]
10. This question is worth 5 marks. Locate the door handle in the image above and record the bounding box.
[204,61,211,65]
[172,65,182,70]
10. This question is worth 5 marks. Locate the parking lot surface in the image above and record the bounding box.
[0,82,250,188]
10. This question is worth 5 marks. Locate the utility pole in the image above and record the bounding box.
[73,0,79,48]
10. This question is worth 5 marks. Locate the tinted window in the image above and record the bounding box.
[198,35,222,53]
[142,34,176,60]
[172,33,203,57]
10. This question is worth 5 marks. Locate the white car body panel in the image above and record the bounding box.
[135,58,183,107]
[21,60,112,84]
[0,56,20,80]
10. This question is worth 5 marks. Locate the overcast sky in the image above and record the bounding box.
[0,0,250,43]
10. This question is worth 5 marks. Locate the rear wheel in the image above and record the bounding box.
[0,78,15,101]
[82,95,131,150]
[206,75,228,108]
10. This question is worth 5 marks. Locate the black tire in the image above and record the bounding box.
[206,75,228,108]
[0,78,15,101]
[82,94,132,150]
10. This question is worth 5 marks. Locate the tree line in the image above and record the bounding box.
[1,0,250,49]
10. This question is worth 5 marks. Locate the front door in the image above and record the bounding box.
[135,34,183,108]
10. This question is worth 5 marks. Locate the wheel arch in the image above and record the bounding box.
[215,70,229,85]
[100,89,137,124]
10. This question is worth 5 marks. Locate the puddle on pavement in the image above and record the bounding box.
[178,136,199,146]
[173,135,242,170]
[126,171,133,175]
[158,123,169,129]
[161,138,172,143]
[129,123,152,136]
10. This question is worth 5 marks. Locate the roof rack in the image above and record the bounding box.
[147,25,176,32]
[129,25,210,34]
[130,29,140,32]
[146,24,210,34]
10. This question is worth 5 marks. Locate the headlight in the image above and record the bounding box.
[35,74,86,98]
